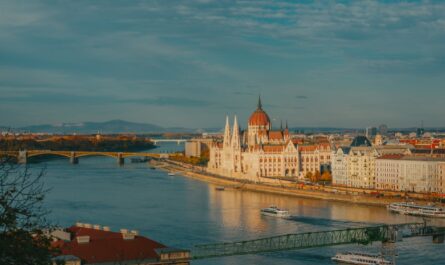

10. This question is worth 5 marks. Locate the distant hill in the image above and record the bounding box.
[19,120,168,134]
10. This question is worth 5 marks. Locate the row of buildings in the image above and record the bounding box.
[206,97,445,195]
[331,139,445,194]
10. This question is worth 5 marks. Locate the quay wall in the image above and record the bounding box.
[154,160,443,207]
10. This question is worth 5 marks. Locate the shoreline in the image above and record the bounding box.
[153,160,426,207]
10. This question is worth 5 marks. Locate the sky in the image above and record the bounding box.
[1,0,445,129]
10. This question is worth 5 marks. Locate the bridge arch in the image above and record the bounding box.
[27,152,72,159]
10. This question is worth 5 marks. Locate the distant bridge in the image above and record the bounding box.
[191,222,445,260]
[0,150,180,165]
[151,139,187,145]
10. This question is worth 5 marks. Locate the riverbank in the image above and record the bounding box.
[152,160,439,207]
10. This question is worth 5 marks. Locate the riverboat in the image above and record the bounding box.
[331,252,393,265]
[387,202,445,218]
[260,206,290,218]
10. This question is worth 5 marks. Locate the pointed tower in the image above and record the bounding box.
[257,95,262,110]
[223,115,231,148]
[232,115,241,149]
[284,120,290,141]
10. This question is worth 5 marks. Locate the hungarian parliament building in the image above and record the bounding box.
[207,97,331,181]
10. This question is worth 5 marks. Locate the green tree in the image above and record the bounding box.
[0,156,53,265]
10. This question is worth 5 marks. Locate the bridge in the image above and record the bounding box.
[191,222,445,260]
[151,139,187,145]
[0,150,181,165]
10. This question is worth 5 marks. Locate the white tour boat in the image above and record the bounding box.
[387,202,445,218]
[168,172,176,176]
[332,252,393,265]
[260,206,290,218]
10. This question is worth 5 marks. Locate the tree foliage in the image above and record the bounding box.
[0,157,53,265]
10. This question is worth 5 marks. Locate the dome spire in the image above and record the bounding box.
[257,95,262,110]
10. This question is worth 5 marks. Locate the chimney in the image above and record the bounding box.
[76,222,84,228]
[120,228,136,240]
[103,226,111,231]
[76,236,90,244]
[84,224,92,229]
[93,225,101,230]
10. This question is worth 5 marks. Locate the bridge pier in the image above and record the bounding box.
[18,150,28,164]
[70,152,79,164]
[117,153,125,165]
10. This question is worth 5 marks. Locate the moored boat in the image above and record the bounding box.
[260,206,290,218]
[331,252,393,265]
[387,202,445,218]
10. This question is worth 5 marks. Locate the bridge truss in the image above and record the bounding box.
[191,222,444,259]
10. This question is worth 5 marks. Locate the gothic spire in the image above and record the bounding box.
[257,95,262,110]
[223,115,231,148]
[231,115,240,149]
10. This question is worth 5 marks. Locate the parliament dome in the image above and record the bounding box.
[248,96,270,126]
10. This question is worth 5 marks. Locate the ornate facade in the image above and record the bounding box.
[207,97,299,181]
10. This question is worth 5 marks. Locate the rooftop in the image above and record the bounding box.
[52,225,168,264]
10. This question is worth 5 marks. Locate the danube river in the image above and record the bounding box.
[34,143,444,265]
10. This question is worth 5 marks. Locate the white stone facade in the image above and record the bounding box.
[332,145,411,189]
[207,100,299,180]
[376,157,445,194]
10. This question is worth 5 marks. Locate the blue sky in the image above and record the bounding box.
[1,0,444,129]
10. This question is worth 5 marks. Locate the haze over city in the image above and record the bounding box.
[1,0,445,128]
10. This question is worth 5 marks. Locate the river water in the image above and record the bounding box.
[32,143,444,264]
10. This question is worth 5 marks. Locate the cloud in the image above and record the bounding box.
[1,0,445,127]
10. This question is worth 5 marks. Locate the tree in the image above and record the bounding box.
[305,172,313,181]
[0,156,53,265]
[312,170,321,183]
[321,171,332,182]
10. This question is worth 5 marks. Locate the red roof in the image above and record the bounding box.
[53,226,166,264]
[248,109,270,126]
[298,145,317,152]
[268,131,283,140]
[262,145,285,153]
[377,154,404,160]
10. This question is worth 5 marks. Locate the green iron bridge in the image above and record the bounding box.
[191,222,445,260]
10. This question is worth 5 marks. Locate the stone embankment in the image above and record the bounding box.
[151,160,443,207]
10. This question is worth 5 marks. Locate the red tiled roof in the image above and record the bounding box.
[262,145,285,152]
[377,154,404,160]
[298,145,317,152]
[268,131,283,140]
[248,109,270,126]
[292,139,304,145]
[53,226,166,264]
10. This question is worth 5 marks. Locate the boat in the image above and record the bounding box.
[215,186,225,191]
[149,166,156,170]
[387,202,445,218]
[168,172,175,176]
[260,206,290,218]
[331,252,393,265]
